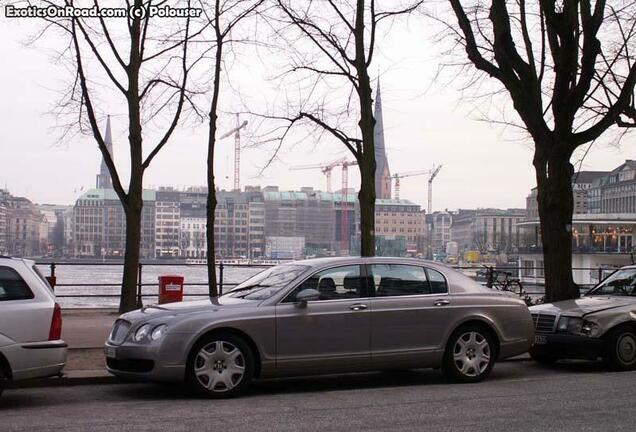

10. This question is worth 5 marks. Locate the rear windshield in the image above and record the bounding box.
[0,266,35,301]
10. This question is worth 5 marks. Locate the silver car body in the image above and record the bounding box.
[0,257,67,382]
[105,257,534,381]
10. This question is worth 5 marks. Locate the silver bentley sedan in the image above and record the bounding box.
[104,257,534,398]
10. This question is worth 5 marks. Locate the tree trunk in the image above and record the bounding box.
[205,3,222,298]
[120,199,143,313]
[358,161,376,256]
[534,148,580,303]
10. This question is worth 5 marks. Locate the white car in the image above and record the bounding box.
[0,256,67,397]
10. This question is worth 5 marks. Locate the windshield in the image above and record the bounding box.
[588,268,636,297]
[222,264,309,300]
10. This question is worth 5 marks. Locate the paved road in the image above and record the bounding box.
[2,360,635,432]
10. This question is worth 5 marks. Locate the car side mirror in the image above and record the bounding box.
[295,288,320,308]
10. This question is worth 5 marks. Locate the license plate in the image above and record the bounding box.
[104,346,117,358]
[534,335,547,345]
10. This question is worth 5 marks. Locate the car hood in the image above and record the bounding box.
[121,297,256,322]
[531,296,636,317]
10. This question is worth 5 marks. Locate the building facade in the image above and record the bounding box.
[374,199,426,256]
[73,189,156,258]
[451,208,525,256]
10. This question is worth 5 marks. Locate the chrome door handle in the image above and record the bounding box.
[350,304,368,311]
[434,300,450,307]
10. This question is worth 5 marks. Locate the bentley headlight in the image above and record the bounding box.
[134,324,151,342]
[151,324,168,341]
[557,317,583,334]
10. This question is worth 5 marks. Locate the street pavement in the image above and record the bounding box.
[2,360,635,432]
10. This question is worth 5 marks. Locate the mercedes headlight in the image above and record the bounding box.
[134,324,151,342]
[151,324,168,341]
[557,317,583,334]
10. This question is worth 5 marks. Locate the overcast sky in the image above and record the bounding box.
[1,5,635,212]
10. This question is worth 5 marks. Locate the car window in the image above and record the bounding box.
[588,268,636,296]
[426,268,448,294]
[285,265,365,302]
[0,266,35,302]
[32,265,53,293]
[370,264,430,297]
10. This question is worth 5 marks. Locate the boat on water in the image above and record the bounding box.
[184,258,284,266]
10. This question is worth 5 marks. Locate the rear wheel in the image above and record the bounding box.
[0,368,6,399]
[186,333,254,398]
[603,327,636,371]
[443,325,496,383]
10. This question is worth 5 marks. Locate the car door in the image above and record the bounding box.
[0,263,51,346]
[275,264,372,374]
[367,263,451,368]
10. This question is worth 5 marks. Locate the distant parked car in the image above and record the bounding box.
[0,257,67,398]
[529,265,636,370]
[104,257,534,398]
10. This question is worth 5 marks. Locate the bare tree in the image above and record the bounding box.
[199,0,263,297]
[266,0,422,257]
[45,0,201,312]
[443,1,636,302]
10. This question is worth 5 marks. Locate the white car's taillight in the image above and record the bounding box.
[49,303,62,341]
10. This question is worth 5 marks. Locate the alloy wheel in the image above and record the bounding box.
[194,341,246,393]
[453,331,491,377]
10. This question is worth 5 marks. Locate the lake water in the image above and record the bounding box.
[37,264,264,308]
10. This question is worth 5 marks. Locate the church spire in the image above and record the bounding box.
[96,115,114,189]
[374,80,391,199]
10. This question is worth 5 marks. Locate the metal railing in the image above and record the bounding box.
[36,260,621,308]
[38,261,275,308]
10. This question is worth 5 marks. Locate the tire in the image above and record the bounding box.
[186,332,254,398]
[443,325,496,383]
[0,368,6,399]
[529,351,558,365]
[603,326,636,372]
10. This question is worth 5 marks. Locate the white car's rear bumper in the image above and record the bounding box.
[1,340,67,381]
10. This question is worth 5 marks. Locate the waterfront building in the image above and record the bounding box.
[2,194,47,257]
[519,163,636,286]
[374,199,427,256]
[179,216,207,258]
[450,208,525,256]
[0,201,7,254]
[262,186,345,256]
[265,236,305,260]
[426,211,453,257]
[588,160,636,214]
[155,188,181,257]
[73,188,156,258]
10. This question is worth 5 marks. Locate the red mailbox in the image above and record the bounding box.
[158,275,184,304]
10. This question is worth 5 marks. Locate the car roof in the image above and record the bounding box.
[289,256,451,271]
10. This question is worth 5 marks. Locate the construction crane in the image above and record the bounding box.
[220,114,248,191]
[289,157,348,192]
[340,160,357,254]
[392,170,431,201]
[428,165,442,214]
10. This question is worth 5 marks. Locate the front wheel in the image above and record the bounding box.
[443,325,496,383]
[186,333,254,398]
[603,327,636,371]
